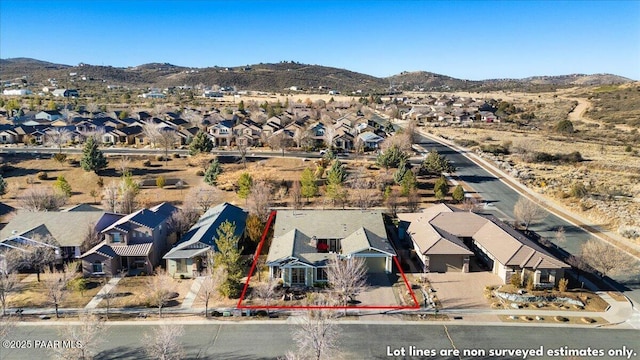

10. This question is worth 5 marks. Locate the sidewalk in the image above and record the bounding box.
[84,276,122,310]
[181,276,204,309]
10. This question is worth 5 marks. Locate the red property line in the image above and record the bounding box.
[237,210,420,310]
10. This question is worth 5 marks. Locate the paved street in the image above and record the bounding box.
[413,131,640,304]
[2,323,638,359]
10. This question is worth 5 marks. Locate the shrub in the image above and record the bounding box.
[555,120,574,134]
[173,153,181,158]
[510,272,522,288]
[52,153,67,163]
[36,171,48,180]
[481,144,510,155]
[195,170,205,176]
[96,177,104,188]
[558,278,569,292]
[526,274,535,291]
[624,145,633,152]
[155,155,165,161]
[142,159,152,167]
[156,176,166,189]
[454,139,479,147]
[618,225,640,239]
[67,157,80,166]
[569,183,588,198]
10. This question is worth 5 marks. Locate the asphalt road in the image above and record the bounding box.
[413,132,640,302]
[2,323,638,360]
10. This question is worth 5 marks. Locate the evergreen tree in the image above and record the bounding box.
[434,176,449,201]
[189,130,214,156]
[213,221,243,298]
[0,175,7,198]
[80,137,108,174]
[300,167,318,202]
[326,160,347,184]
[237,100,245,112]
[421,149,455,175]
[401,170,417,196]
[452,185,465,203]
[237,172,253,199]
[53,175,72,197]
[376,144,408,169]
[393,159,408,184]
[204,159,222,186]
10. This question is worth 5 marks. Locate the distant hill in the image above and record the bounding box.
[0,58,633,93]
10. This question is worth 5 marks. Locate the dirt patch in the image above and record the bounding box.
[102,276,192,309]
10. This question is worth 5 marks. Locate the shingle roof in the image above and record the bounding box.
[163,203,247,260]
[0,211,108,247]
[102,203,176,234]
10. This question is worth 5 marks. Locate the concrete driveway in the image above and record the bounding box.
[357,273,399,306]
[425,271,503,310]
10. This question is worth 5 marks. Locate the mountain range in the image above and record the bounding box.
[0,58,634,93]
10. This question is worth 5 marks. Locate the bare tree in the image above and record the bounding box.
[580,239,639,277]
[86,102,99,117]
[80,222,101,253]
[18,186,67,211]
[236,140,249,168]
[54,311,106,360]
[555,226,567,245]
[380,132,412,153]
[248,180,273,222]
[143,324,185,360]
[513,197,547,231]
[118,156,131,175]
[290,180,302,209]
[290,309,340,360]
[185,186,222,213]
[349,168,379,210]
[323,124,336,150]
[80,127,105,144]
[461,196,480,212]
[141,119,163,148]
[182,108,204,128]
[156,129,179,165]
[45,128,71,154]
[7,234,58,282]
[199,267,225,318]
[0,272,18,316]
[253,276,279,317]
[168,206,200,239]
[268,132,292,157]
[43,268,67,318]
[405,189,420,213]
[326,254,368,313]
[102,181,119,213]
[146,267,174,318]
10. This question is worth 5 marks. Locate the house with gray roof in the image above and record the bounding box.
[398,204,569,288]
[164,203,247,278]
[0,208,115,262]
[80,202,177,276]
[266,210,397,287]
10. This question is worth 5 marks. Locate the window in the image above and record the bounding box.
[316,268,327,281]
[92,262,103,273]
[176,259,187,273]
[291,268,305,284]
[328,239,341,253]
[111,233,121,243]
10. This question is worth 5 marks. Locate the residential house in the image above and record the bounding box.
[35,110,63,122]
[0,209,115,262]
[164,203,248,278]
[398,204,569,288]
[80,203,178,276]
[233,120,262,147]
[266,210,397,287]
[0,128,17,144]
[207,120,234,146]
[357,131,384,149]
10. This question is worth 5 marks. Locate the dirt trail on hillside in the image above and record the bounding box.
[563,96,634,132]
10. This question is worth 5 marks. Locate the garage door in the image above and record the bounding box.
[360,256,386,273]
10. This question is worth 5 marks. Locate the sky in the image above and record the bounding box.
[1,1,639,80]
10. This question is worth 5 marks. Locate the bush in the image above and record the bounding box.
[454,139,479,147]
[480,144,510,155]
[173,153,181,158]
[195,170,205,176]
[555,120,574,134]
[510,272,522,288]
[569,183,588,198]
[558,278,569,292]
[155,155,165,161]
[156,176,166,189]
[624,145,633,152]
[36,171,48,180]
[142,159,152,167]
[618,225,640,239]
[52,153,67,163]
[67,157,80,166]
[96,177,104,188]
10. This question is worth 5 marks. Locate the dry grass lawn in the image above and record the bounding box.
[101,276,193,309]
[7,273,102,309]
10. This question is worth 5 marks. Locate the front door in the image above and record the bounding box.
[291,268,306,285]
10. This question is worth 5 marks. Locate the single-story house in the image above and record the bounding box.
[266,210,397,287]
[357,131,384,149]
[398,204,569,288]
[163,203,248,278]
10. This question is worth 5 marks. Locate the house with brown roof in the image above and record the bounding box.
[398,204,569,288]
[80,203,177,276]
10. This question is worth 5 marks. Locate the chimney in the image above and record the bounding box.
[309,236,317,247]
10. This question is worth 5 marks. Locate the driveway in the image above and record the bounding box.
[425,271,502,310]
[357,273,399,306]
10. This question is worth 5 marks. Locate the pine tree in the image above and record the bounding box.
[452,185,465,203]
[300,167,318,202]
[80,137,108,174]
[213,221,243,298]
[434,176,449,201]
[401,170,417,196]
[375,144,408,169]
[53,175,72,197]
[189,130,214,156]
[421,149,455,175]
[326,160,347,184]
[204,159,222,186]
[237,173,253,199]
[393,159,408,184]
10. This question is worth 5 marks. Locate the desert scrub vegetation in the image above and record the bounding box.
[583,84,640,127]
